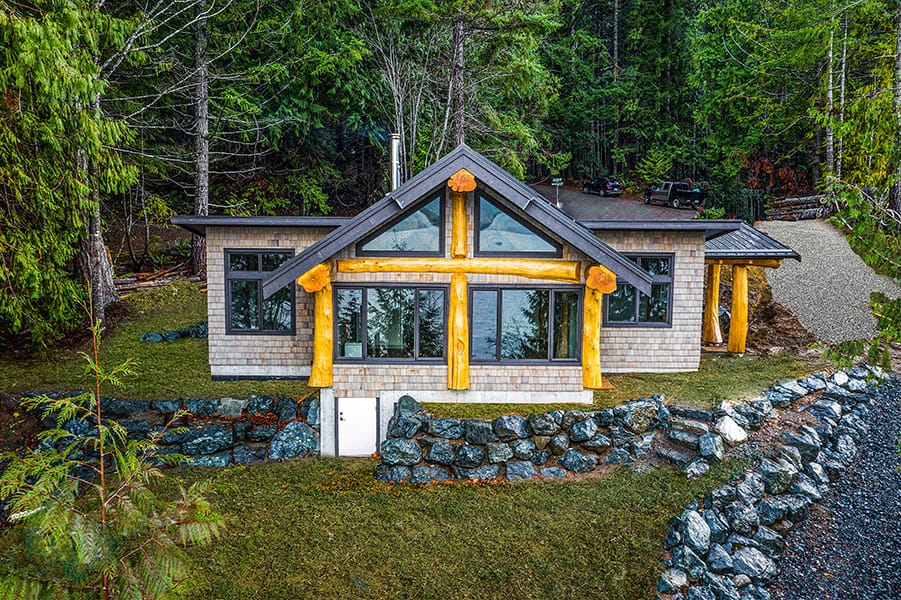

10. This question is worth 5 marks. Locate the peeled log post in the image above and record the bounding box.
[582,265,614,389]
[727,264,749,353]
[448,272,469,390]
[298,263,333,388]
[702,264,723,344]
[448,168,476,258]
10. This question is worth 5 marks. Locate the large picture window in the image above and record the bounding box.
[475,194,562,257]
[604,254,673,327]
[226,250,294,334]
[357,195,445,256]
[471,287,580,362]
[335,286,446,361]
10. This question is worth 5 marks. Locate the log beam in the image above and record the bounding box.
[337,257,581,283]
[582,284,604,389]
[448,168,475,258]
[727,264,748,353]
[702,263,723,344]
[705,258,783,269]
[448,272,469,390]
[585,264,617,293]
[297,262,331,293]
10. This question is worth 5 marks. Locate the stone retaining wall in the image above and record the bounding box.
[656,364,889,600]
[26,392,322,467]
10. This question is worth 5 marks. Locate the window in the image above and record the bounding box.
[471,287,580,362]
[357,195,445,255]
[604,254,673,327]
[475,194,561,257]
[226,250,294,334]
[335,286,447,361]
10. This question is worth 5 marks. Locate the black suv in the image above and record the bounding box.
[582,177,623,197]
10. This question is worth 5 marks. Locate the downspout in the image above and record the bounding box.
[390,133,401,191]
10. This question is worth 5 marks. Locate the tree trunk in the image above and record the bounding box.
[451,15,465,147]
[837,15,847,182]
[192,0,210,276]
[891,1,901,213]
[825,26,835,177]
[78,164,119,325]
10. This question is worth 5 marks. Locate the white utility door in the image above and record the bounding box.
[337,397,378,457]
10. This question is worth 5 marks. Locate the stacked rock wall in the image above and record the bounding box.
[27,393,321,467]
[656,365,889,600]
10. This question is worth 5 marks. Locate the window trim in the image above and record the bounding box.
[333,283,449,363]
[469,284,582,364]
[224,249,296,335]
[473,189,563,258]
[603,253,674,329]
[355,191,447,257]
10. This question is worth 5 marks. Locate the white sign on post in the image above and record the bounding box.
[551,177,563,207]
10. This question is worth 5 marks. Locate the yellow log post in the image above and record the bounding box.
[448,168,475,258]
[338,257,581,283]
[702,263,723,344]
[448,272,470,390]
[582,265,614,390]
[298,262,333,387]
[727,264,749,353]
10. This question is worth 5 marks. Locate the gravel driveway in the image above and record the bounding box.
[768,377,901,600]
[756,220,901,343]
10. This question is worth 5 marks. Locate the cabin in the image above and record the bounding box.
[173,145,798,457]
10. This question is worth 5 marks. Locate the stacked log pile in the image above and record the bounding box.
[765,194,831,221]
[114,262,205,294]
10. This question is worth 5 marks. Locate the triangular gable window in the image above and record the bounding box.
[357,195,444,256]
[475,194,561,257]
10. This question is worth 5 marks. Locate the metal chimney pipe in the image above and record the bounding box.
[390,133,401,191]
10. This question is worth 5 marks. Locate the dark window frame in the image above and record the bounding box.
[603,253,674,328]
[333,283,449,363]
[355,191,447,257]
[473,189,563,258]
[224,249,295,335]
[469,284,582,364]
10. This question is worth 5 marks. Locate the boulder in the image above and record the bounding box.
[218,398,246,418]
[671,417,710,435]
[632,432,656,458]
[428,418,463,439]
[302,396,320,425]
[594,409,614,427]
[831,370,849,387]
[486,442,514,464]
[425,440,455,465]
[268,421,317,460]
[833,434,858,464]
[622,399,658,433]
[540,466,566,478]
[687,586,716,600]
[716,401,750,427]
[811,399,843,422]
[671,545,707,582]
[528,413,559,435]
[455,445,486,468]
[151,399,181,413]
[707,543,733,573]
[492,415,531,441]
[511,439,537,460]
[775,379,808,400]
[669,406,714,422]
[379,438,422,466]
[568,418,598,442]
[388,416,422,439]
[724,501,759,536]
[189,453,230,467]
[699,433,725,462]
[731,548,777,583]
[703,573,741,600]
[530,450,551,466]
[736,474,765,506]
[505,461,538,481]
[559,449,598,473]
[605,448,633,465]
[374,464,411,483]
[233,444,266,464]
[462,419,498,444]
[246,396,275,416]
[781,426,822,463]
[245,424,278,443]
[411,465,451,484]
[714,416,748,446]
[679,509,711,555]
[183,424,234,455]
[608,426,635,448]
[453,465,499,480]
[758,457,798,495]
[753,525,785,558]
[549,434,569,455]
[561,410,587,430]
[275,397,299,421]
[395,395,425,418]
[657,568,689,594]
[582,434,612,453]
[777,445,803,471]
[657,447,694,468]
[684,458,710,480]
[805,462,830,487]
[707,486,737,509]
[669,429,700,450]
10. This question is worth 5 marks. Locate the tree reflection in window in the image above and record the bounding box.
[334,286,445,360]
[472,287,580,362]
[605,254,673,326]
[477,195,561,256]
[226,251,293,333]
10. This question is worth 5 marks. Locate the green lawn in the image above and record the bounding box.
[167,457,744,600]
[0,282,310,400]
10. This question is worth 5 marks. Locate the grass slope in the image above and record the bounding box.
[171,458,744,600]
[0,282,309,400]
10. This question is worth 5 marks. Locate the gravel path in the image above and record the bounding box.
[768,377,901,600]
[756,220,901,343]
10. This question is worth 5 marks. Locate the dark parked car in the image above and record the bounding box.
[582,177,623,197]
[644,181,706,208]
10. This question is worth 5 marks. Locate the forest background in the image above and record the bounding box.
[1,0,900,348]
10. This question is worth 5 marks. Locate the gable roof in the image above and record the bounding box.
[262,145,653,298]
[705,222,801,261]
